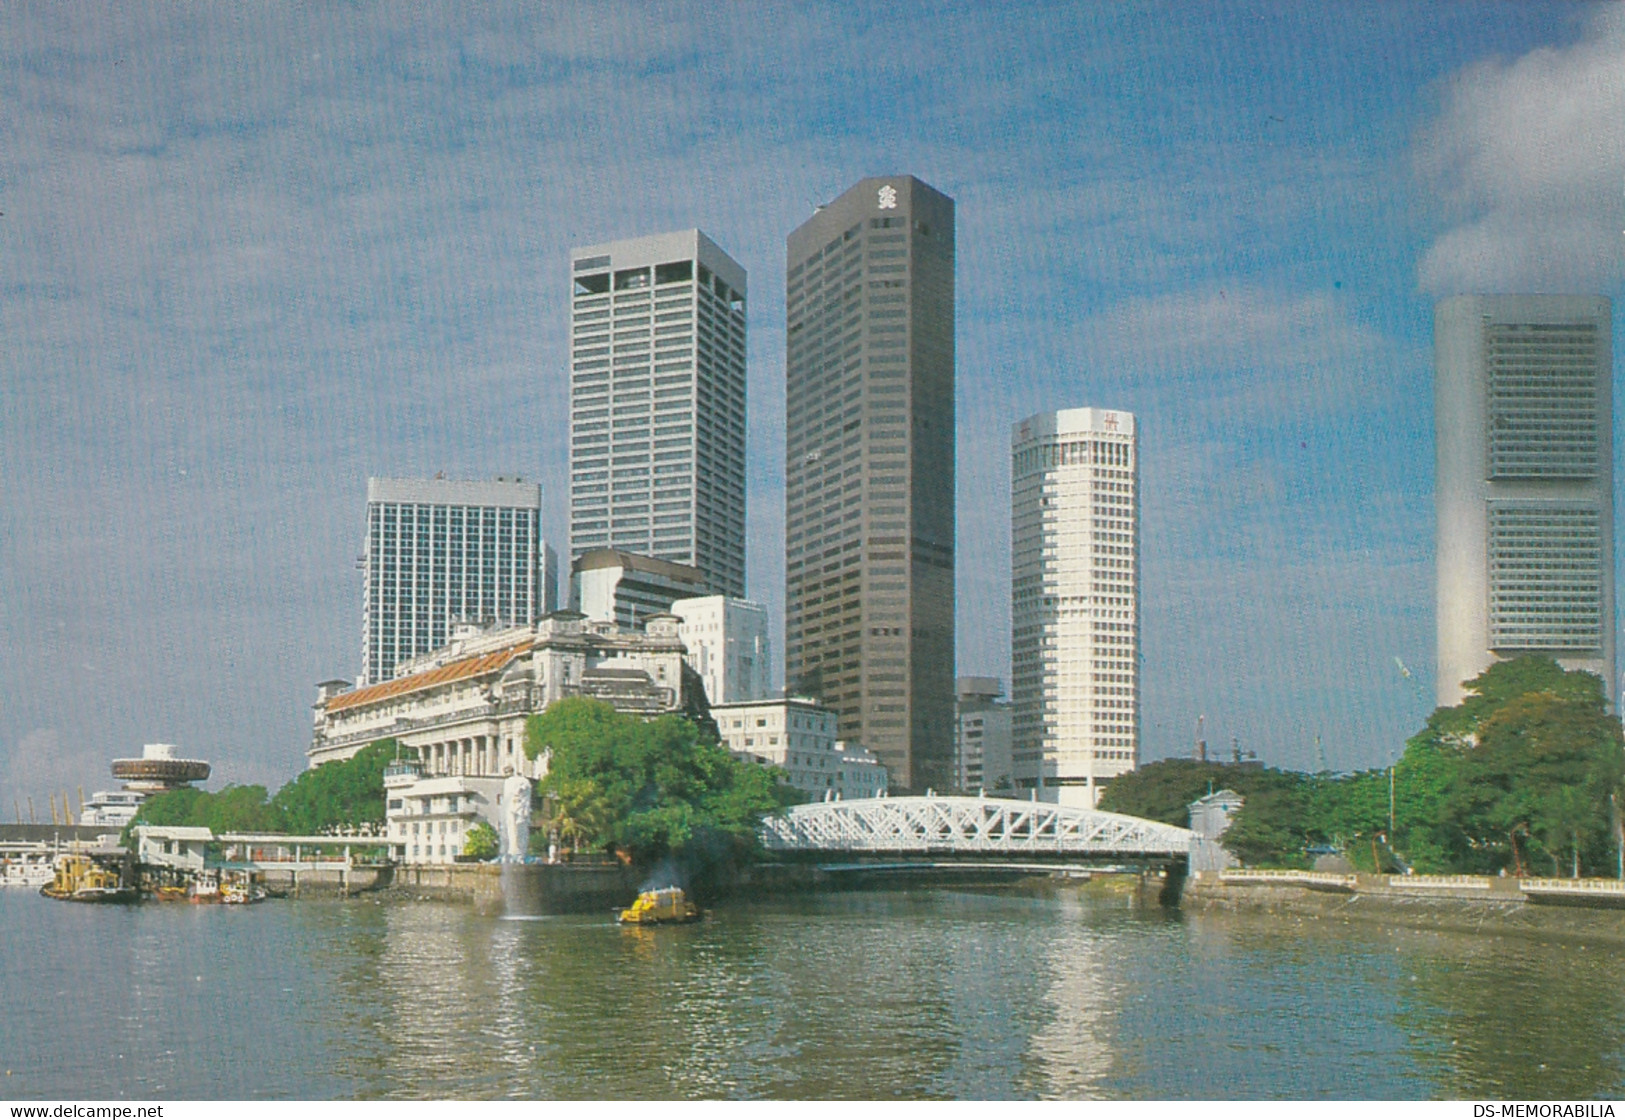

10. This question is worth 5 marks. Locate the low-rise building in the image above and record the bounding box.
[1188,788,1244,872]
[134,826,212,872]
[383,761,506,865]
[712,698,888,801]
[955,677,1014,793]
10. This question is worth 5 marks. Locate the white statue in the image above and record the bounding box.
[499,769,532,863]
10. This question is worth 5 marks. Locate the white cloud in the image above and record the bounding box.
[1416,7,1625,295]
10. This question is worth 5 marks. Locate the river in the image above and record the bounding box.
[2,884,1622,1100]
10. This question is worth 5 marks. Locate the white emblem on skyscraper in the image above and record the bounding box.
[877,185,898,210]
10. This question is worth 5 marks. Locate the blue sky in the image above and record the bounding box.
[4,2,1624,802]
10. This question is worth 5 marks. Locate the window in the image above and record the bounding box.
[655,260,694,284]
[615,267,651,291]
[574,272,609,296]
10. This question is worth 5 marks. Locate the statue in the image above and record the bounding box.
[499,768,532,863]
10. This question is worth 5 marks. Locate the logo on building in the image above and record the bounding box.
[1103,413,1119,431]
[877,185,898,210]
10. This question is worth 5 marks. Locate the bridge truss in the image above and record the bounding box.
[760,796,1193,860]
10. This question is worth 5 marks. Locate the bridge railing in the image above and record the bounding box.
[761,796,1192,857]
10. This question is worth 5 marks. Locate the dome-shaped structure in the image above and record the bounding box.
[109,743,210,793]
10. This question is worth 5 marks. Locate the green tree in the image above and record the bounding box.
[462,821,498,860]
[270,738,403,834]
[1396,655,1624,875]
[125,784,280,840]
[526,696,783,863]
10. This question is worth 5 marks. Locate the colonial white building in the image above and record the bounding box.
[311,613,691,770]
[311,613,694,865]
[670,595,770,704]
[712,698,888,801]
[383,765,508,866]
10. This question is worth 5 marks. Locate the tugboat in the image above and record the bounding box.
[617,886,702,925]
[40,854,139,903]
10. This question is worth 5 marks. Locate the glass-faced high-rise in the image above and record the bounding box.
[1011,409,1138,807]
[784,176,955,792]
[362,477,550,685]
[1435,295,1614,707]
[568,231,747,599]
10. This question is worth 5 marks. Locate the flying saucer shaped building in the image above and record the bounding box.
[108,743,211,793]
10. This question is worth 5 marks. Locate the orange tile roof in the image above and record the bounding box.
[324,641,533,713]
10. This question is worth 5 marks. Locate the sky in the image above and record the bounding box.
[5,1,1625,806]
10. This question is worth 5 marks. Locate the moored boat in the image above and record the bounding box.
[40,854,139,903]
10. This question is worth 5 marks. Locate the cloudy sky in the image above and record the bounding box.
[4,2,1624,805]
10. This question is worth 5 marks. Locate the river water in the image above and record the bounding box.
[3,884,1623,1100]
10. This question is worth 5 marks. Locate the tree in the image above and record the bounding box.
[270,738,403,834]
[462,821,498,861]
[526,696,783,864]
[125,784,280,840]
[1397,656,1624,875]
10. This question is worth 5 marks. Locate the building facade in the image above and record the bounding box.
[568,230,747,599]
[1435,295,1615,707]
[310,613,691,772]
[571,548,709,630]
[1011,408,1139,807]
[670,595,771,705]
[955,676,1014,793]
[712,698,888,800]
[362,477,554,685]
[783,176,956,792]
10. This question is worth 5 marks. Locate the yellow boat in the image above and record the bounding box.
[617,886,702,925]
[40,854,139,903]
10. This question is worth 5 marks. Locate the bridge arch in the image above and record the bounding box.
[760,795,1192,859]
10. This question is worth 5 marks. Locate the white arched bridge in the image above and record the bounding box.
[760,796,1193,868]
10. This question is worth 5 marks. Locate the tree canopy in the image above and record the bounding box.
[127,738,405,839]
[1105,656,1625,873]
[525,696,785,864]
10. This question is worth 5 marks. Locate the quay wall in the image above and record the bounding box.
[1183,870,1625,945]
[262,865,393,897]
[388,861,643,915]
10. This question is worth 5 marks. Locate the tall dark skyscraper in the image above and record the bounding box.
[784,176,956,792]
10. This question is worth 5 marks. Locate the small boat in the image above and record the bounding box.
[219,868,268,905]
[1,849,57,889]
[40,854,139,903]
[617,886,702,925]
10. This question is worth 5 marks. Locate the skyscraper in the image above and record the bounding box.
[1435,295,1614,707]
[784,176,956,792]
[361,476,554,685]
[1010,408,1138,807]
[568,230,747,599]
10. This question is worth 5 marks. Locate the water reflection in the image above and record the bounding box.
[5,886,1625,1099]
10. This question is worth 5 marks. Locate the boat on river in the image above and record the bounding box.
[0,845,57,884]
[617,886,702,925]
[40,854,139,903]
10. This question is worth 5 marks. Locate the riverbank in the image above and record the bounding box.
[1183,868,1625,945]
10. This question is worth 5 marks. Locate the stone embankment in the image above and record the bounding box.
[1183,868,1625,944]
[388,860,642,914]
